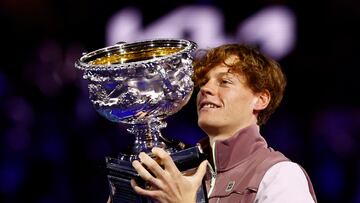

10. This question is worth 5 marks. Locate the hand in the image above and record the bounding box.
[131,147,208,203]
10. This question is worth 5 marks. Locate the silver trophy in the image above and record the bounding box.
[75,39,207,203]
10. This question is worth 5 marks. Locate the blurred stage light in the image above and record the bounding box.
[106,5,296,59]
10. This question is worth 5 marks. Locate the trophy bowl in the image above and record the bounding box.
[75,39,197,155]
[75,39,207,203]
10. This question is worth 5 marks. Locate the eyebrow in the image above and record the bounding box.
[214,71,237,78]
[200,69,239,85]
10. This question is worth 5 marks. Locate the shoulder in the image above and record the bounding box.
[262,161,308,184]
[255,161,315,203]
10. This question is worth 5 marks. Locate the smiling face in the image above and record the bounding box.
[196,56,269,141]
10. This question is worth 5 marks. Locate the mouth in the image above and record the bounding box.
[199,101,221,111]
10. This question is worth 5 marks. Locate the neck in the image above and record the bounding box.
[206,121,259,146]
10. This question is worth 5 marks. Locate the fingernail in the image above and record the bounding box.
[132,160,138,167]
[138,152,145,162]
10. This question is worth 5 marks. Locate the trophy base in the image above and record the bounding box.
[106,146,208,203]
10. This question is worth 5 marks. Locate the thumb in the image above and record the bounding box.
[193,160,208,183]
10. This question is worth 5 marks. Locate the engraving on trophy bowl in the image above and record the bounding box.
[75,39,197,155]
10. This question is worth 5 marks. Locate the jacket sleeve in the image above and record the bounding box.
[254,161,315,203]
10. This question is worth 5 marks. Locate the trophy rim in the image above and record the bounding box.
[74,38,198,71]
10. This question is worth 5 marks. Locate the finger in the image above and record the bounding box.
[130,179,148,195]
[131,179,161,199]
[151,147,180,174]
[193,160,208,184]
[132,160,160,186]
[138,152,166,179]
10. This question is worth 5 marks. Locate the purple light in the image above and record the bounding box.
[5,96,34,128]
[237,6,297,59]
[313,108,358,157]
[0,160,25,194]
[314,159,344,198]
[5,127,30,152]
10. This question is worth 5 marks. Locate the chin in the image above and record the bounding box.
[198,119,220,130]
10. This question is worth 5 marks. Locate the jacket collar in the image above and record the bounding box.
[199,124,268,172]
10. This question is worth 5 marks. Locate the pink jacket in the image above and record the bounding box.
[199,124,317,203]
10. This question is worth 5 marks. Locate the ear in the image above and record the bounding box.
[253,90,270,111]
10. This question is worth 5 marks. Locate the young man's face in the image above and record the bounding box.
[196,56,264,138]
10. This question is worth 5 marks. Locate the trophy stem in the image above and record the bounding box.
[127,119,168,154]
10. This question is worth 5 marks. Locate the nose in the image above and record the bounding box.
[199,80,215,96]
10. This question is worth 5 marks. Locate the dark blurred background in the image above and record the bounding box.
[1,0,360,202]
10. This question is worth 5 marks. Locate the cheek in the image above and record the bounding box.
[196,91,201,101]
[226,95,255,114]
[195,92,201,108]
[249,98,258,110]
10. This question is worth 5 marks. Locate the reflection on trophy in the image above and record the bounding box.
[75,39,207,203]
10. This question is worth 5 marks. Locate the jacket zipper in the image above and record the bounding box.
[207,142,217,198]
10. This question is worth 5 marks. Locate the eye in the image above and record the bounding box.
[220,78,233,85]
[221,79,231,84]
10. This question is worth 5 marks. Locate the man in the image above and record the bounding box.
[129,44,317,203]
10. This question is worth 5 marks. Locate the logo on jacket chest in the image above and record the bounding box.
[225,181,235,192]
